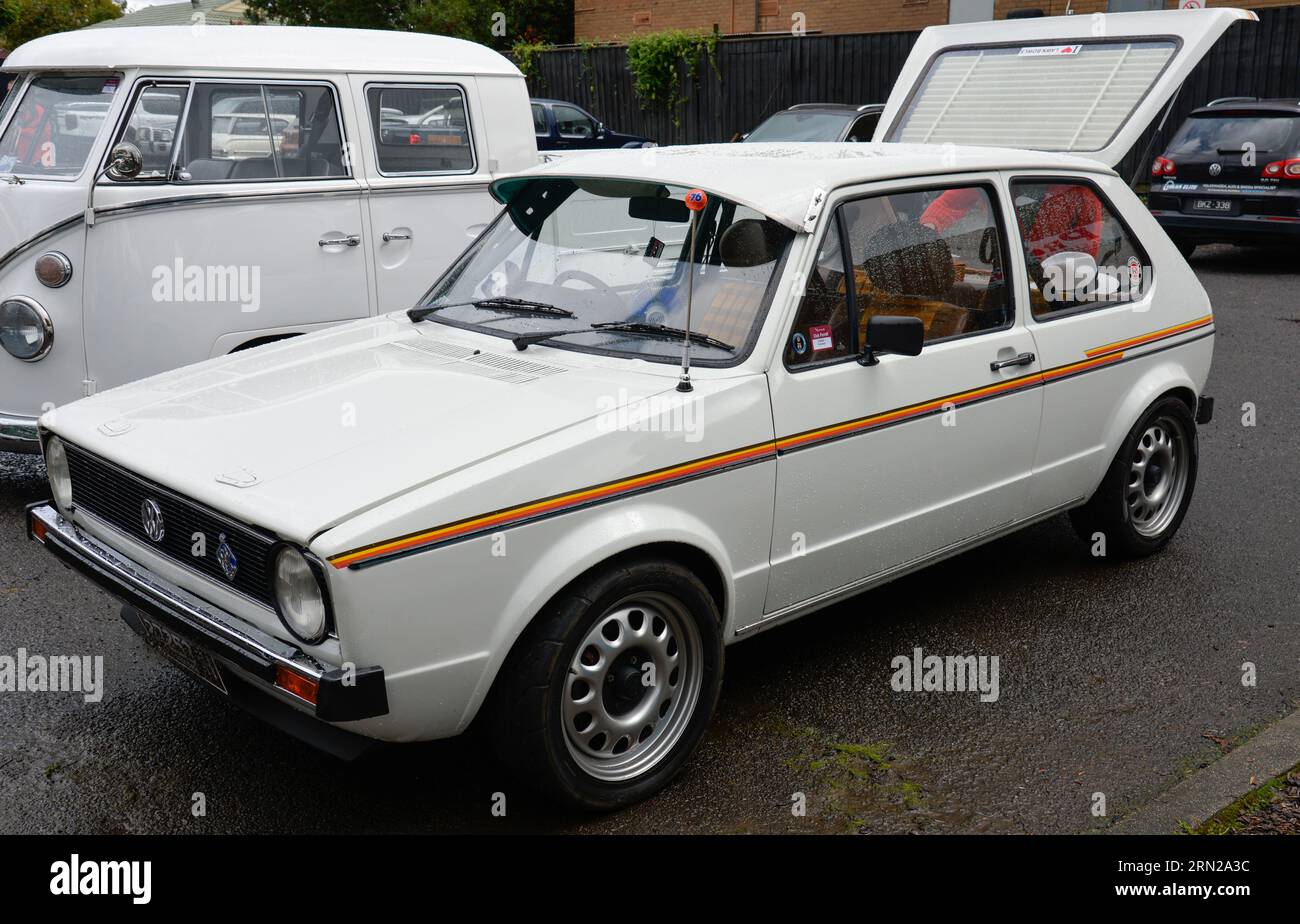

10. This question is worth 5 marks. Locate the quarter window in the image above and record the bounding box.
[1010,179,1150,318]
[843,184,1012,345]
[367,85,474,175]
[173,82,347,183]
[785,216,853,367]
[114,84,188,180]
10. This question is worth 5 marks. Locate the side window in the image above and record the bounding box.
[176,83,347,183]
[366,84,474,175]
[1010,179,1150,318]
[841,184,1012,345]
[785,214,853,367]
[113,84,188,180]
[531,103,548,136]
[554,104,596,140]
[846,113,879,142]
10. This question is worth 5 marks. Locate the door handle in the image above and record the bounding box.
[319,234,361,248]
[990,351,1035,372]
[382,231,412,243]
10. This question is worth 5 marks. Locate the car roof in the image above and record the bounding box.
[2,26,522,77]
[504,142,1112,232]
[1190,99,1300,116]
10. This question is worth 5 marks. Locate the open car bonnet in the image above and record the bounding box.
[873,8,1256,169]
[47,316,680,542]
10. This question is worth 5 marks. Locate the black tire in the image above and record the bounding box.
[1070,395,1198,559]
[488,557,724,810]
[1172,237,1197,260]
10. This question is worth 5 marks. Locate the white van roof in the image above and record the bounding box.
[2,25,523,78]
[499,142,1112,233]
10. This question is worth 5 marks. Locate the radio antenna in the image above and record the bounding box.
[678,188,708,393]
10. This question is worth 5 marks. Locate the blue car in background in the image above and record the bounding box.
[531,98,654,150]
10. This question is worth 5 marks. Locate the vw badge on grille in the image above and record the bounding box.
[140,498,165,543]
[216,533,238,582]
[1209,162,1222,177]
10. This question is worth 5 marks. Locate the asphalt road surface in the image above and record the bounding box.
[1,244,1296,834]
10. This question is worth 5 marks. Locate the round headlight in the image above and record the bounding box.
[273,546,329,643]
[35,252,73,289]
[44,435,72,512]
[0,297,53,362]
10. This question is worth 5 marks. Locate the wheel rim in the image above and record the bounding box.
[1127,414,1190,538]
[561,592,703,783]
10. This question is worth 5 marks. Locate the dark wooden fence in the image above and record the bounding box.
[522,5,1300,184]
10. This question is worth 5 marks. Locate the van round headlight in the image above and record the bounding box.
[273,546,329,644]
[0,297,53,361]
[44,435,72,511]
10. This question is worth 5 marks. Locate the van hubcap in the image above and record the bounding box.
[1127,415,1189,537]
[562,593,702,782]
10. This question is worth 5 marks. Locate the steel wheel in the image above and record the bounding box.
[1127,413,1190,538]
[561,592,703,783]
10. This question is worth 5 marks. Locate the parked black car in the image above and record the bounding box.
[1147,97,1300,256]
[531,98,654,151]
[742,103,884,143]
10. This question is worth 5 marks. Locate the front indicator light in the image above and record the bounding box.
[0,297,53,361]
[273,545,330,643]
[275,665,319,704]
[34,252,73,288]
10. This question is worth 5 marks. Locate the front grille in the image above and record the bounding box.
[64,443,277,607]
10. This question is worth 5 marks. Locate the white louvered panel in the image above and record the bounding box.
[894,41,1175,152]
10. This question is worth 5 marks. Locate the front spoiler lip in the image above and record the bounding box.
[26,502,388,723]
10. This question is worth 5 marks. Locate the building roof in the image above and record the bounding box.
[503,142,1112,233]
[89,0,254,29]
[3,25,522,77]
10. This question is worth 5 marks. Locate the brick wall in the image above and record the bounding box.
[575,0,1300,41]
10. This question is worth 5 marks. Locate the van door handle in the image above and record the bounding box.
[382,231,412,243]
[990,352,1035,372]
[319,234,361,248]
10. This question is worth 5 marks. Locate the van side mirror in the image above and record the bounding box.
[859,315,924,366]
[105,142,144,181]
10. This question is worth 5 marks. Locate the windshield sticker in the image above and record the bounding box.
[791,332,809,356]
[809,324,834,352]
[1019,44,1082,57]
[102,78,119,94]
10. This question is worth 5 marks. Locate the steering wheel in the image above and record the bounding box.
[552,268,624,313]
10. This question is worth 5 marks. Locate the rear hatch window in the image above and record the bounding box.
[1164,111,1300,183]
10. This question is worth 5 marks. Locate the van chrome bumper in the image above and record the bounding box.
[26,502,388,723]
[0,414,39,454]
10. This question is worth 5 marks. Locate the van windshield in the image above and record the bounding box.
[0,74,120,179]
[419,177,794,366]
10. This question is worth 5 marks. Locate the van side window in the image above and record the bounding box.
[1010,179,1151,318]
[176,83,348,183]
[366,85,475,175]
[114,84,188,180]
[840,184,1012,345]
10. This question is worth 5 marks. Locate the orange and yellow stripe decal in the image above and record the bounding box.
[329,441,776,569]
[330,316,1212,569]
[1084,314,1213,359]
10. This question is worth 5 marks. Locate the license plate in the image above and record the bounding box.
[137,616,228,694]
[1192,198,1232,212]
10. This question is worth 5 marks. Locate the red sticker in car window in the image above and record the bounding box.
[809,324,834,351]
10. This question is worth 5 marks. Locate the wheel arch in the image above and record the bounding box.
[1090,361,1200,501]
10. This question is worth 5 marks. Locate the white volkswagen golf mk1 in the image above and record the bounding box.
[26,10,1244,808]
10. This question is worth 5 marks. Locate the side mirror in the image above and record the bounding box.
[105,142,143,181]
[859,315,924,366]
[595,123,607,139]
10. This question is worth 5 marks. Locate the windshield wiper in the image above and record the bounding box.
[408,297,575,322]
[512,321,735,353]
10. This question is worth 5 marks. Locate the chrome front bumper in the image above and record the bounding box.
[0,414,39,454]
[27,503,388,730]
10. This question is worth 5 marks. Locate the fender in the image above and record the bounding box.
[454,500,740,731]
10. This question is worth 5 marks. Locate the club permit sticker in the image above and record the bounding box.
[1127,256,1143,287]
[1019,44,1082,57]
[809,324,834,352]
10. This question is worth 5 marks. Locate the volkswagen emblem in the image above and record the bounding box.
[140,498,165,543]
[216,533,239,582]
[1209,162,1222,177]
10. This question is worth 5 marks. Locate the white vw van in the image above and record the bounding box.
[0,26,537,452]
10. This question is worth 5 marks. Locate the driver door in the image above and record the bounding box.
[761,177,1043,617]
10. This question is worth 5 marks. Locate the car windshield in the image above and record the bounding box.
[745,110,853,142]
[420,177,794,365]
[0,74,120,179]
[1167,112,1300,157]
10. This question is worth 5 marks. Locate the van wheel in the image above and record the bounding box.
[1070,396,1198,558]
[489,558,723,810]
